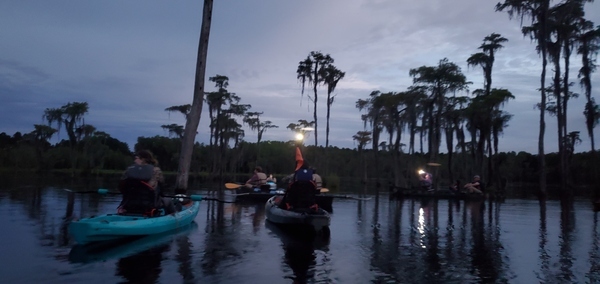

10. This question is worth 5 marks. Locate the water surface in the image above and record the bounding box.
[1,181,599,283]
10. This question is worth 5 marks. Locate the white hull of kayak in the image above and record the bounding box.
[265,196,330,233]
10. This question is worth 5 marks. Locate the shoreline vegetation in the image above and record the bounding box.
[0,163,595,201]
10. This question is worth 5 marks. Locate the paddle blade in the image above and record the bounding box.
[320,188,329,193]
[188,195,203,201]
[98,188,109,195]
[225,183,242,189]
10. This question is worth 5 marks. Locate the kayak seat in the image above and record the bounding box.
[288,203,321,214]
[118,178,161,216]
[259,184,271,193]
[281,180,317,210]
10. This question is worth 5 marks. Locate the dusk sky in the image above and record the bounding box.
[1,0,599,154]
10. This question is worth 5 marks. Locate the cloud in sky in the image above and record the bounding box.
[0,0,599,154]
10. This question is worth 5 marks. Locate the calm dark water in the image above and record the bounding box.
[1,177,600,283]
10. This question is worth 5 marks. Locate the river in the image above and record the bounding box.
[0,175,598,283]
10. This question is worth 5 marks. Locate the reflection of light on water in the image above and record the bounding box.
[418,208,426,248]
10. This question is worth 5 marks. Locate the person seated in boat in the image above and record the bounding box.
[244,166,268,191]
[449,180,461,193]
[311,168,323,193]
[464,175,483,194]
[418,169,433,192]
[266,173,277,183]
[117,150,175,215]
[265,174,278,191]
[279,163,319,211]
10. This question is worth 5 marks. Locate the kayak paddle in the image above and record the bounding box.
[225,183,243,189]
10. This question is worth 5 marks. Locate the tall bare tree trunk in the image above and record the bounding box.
[176,0,213,191]
[537,1,549,199]
[538,51,548,199]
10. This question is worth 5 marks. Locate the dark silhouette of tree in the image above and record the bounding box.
[161,124,184,138]
[467,33,508,182]
[356,91,386,187]
[43,102,89,148]
[297,51,335,146]
[176,0,213,191]
[244,111,278,163]
[322,65,345,149]
[409,58,470,164]
[43,101,89,175]
[577,23,600,152]
[353,130,372,184]
[25,124,57,171]
[496,0,552,198]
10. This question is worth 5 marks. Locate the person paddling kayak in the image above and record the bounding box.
[117,150,175,215]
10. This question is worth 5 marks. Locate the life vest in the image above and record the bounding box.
[312,174,323,189]
[282,180,318,211]
[294,168,313,182]
[118,164,160,215]
[256,172,267,185]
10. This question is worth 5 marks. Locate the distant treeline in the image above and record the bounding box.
[0,131,596,194]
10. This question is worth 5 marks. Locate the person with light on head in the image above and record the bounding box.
[418,169,433,191]
[464,175,483,194]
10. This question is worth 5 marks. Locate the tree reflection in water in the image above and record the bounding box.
[367,197,510,282]
[265,221,330,284]
[5,179,600,283]
[588,213,600,281]
[116,244,170,283]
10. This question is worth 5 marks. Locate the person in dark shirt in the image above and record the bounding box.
[117,150,175,215]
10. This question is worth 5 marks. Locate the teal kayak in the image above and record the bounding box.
[69,201,200,245]
[69,222,198,263]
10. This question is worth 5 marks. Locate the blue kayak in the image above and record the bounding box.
[69,201,200,245]
[69,222,198,263]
